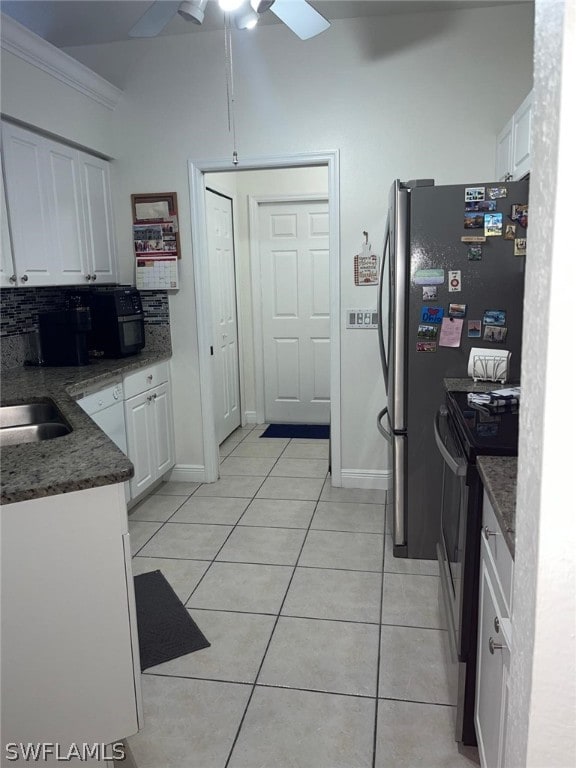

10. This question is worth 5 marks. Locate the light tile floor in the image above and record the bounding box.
[127,425,479,768]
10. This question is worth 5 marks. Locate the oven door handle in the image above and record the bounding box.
[434,407,467,477]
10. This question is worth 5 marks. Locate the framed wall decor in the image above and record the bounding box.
[131,192,181,259]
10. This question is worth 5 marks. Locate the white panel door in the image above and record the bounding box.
[259,200,330,423]
[206,189,241,444]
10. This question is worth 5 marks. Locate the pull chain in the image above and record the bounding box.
[224,15,239,165]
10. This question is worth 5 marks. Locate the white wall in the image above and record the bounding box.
[62,4,533,479]
[505,1,576,765]
[206,167,329,424]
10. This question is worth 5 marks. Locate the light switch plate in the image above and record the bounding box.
[346,309,378,329]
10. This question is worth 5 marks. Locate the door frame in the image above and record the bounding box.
[189,151,341,485]
[249,193,329,426]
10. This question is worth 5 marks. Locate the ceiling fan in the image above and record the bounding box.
[129,0,331,41]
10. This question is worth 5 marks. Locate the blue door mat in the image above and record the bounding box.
[134,570,210,671]
[261,424,330,439]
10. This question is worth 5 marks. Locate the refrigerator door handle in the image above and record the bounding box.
[377,215,390,392]
[377,406,391,441]
[434,407,467,477]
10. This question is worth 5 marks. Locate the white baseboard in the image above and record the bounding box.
[168,464,207,483]
[340,469,391,490]
[243,411,258,425]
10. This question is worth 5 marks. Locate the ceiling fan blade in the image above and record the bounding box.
[128,1,181,38]
[270,0,330,40]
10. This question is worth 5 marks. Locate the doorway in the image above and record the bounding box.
[189,152,341,485]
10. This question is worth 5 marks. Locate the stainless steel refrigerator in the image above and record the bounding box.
[377,178,528,559]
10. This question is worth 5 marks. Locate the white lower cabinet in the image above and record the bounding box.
[124,362,175,501]
[475,492,513,768]
[0,484,142,755]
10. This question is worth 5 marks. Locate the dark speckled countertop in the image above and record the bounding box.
[1,351,170,505]
[477,456,517,557]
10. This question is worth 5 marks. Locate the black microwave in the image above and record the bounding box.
[89,288,146,358]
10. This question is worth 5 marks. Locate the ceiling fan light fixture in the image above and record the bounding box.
[178,0,208,24]
[219,0,244,12]
[235,9,259,30]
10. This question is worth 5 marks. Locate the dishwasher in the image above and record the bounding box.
[77,382,130,502]
[77,381,127,454]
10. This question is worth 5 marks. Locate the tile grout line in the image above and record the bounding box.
[371,494,389,768]
[222,467,327,768]
[180,431,296,605]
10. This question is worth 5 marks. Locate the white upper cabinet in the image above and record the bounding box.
[1,123,56,286]
[511,92,532,181]
[1,154,17,288]
[79,151,118,283]
[1,122,118,287]
[495,91,532,181]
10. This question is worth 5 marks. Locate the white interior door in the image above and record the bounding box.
[259,199,330,424]
[206,189,241,444]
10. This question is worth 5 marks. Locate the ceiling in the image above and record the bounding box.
[0,0,528,49]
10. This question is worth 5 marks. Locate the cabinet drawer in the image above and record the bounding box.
[482,491,514,612]
[123,361,169,399]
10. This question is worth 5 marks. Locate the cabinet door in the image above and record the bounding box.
[79,152,118,284]
[152,381,176,478]
[512,91,532,180]
[125,391,155,498]
[495,117,513,182]
[475,555,509,768]
[0,153,16,288]
[44,141,89,285]
[1,123,55,286]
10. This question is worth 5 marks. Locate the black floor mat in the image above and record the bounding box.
[261,423,330,439]
[133,570,210,671]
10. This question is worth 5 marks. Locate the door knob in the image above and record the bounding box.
[489,637,504,654]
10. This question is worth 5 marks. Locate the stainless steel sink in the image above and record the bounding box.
[0,400,72,446]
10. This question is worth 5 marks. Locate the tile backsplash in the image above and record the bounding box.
[0,286,171,368]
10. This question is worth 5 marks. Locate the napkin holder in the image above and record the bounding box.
[467,347,511,384]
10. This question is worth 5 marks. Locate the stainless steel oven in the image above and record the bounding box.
[435,403,480,746]
[435,390,519,747]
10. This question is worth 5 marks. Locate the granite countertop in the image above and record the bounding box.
[477,456,517,557]
[0,351,170,505]
[444,377,520,394]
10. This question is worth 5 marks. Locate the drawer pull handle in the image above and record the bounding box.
[489,636,504,655]
[147,375,153,381]
[20,274,28,282]
[494,616,500,633]
[483,526,497,540]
